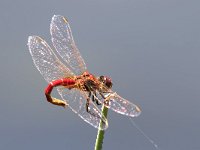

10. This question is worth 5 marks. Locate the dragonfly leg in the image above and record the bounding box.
[86,92,101,113]
[93,92,101,105]
[86,97,102,119]
[91,94,95,102]
[99,92,106,99]
[86,92,93,112]
[90,91,101,105]
[99,92,114,106]
[99,92,109,106]
[86,97,90,112]
[84,80,101,105]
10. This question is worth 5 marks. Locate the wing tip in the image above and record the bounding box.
[27,36,35,54]
[28,35,42,42]
[27,36,34,49]
[52,15,68,23]
[27,36,44,56]
[28,35,34,43]
[131,106,142,117]
[52,15,61,20]
[27,36,39,45]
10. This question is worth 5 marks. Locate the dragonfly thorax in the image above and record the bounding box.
[84,79,98,91]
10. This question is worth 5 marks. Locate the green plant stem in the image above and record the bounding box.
[94,105,108,150]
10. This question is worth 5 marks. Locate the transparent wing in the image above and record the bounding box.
[28,36,74,83]
[57,88,108,130]
[50,15,87,75]
[96,91,141,117]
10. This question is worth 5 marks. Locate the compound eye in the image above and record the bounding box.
[105,77,112,88]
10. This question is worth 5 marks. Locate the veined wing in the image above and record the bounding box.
[96,91,141,117]
[57,88,108,130]
[28,36,74,83]
[50,15,87,75]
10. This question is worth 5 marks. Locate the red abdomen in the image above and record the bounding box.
[45,78,76,94]
[52,78,75,86]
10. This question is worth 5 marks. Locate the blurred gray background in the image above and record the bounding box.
[0,0,199,150]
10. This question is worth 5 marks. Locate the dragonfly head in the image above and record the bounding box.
[99,76,113,89]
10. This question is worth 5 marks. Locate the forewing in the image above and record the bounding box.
[97,92,141,117]
[57,88,108,130]
[28,36,74,83]
[50,15,87,75]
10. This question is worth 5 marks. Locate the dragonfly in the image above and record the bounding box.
[28,15,141,130]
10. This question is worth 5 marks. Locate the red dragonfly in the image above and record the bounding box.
[28,15,141,130]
